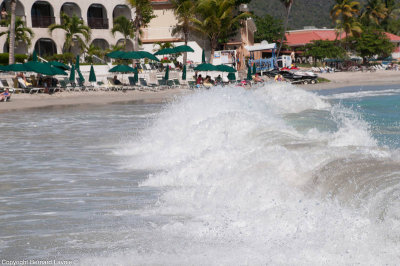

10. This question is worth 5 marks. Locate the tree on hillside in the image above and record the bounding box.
[48,12,91,53]
[111,16,135,51]
[0,16,34,49]
[190,0,251,63]
[277,0,293,57]
[127,0,156,50]
[8,0,16,64]
[254,14,283,43]
[349,26,395,62]
[171,0,195,65]
[361,0,388,26]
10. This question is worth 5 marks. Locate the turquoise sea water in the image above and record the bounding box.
[1,83,399,265]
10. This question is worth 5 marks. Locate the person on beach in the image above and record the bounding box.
[196,74,203,85]
[0,88,10,101]
[1,7,7,21]
[215,75,222,85]
[113,75,122,85]
[274,74,284,82]
[253,73,263,83]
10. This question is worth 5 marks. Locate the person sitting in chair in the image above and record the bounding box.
[0,88,10,101]
[113,75,122,85]
[253,73,263,83]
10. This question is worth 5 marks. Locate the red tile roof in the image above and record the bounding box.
[285,29,400,46]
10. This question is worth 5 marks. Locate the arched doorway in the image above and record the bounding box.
[91,39,109,50]
[1,0,25,21]
[31,1,55,28]
[113,5,131,21]
[34,38,57,57]
[116,39,134,51]
[61,2,82,19]
[87,4,108,29]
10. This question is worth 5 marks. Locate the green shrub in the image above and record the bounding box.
[0,53,28,65]
[317,77,330,83]
[45,53,74,63]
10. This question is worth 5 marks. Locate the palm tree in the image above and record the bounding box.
[8,0,16,64]
[48,12,91,53]
[126,0,156,50]
[171,0,195,65]
[190,0,250,63]
[361,0,388,25]
[111,15,135,51]
[330,0,361,22]
[0,16,34,51]
[85,44,103,63]
[277,0,293,57]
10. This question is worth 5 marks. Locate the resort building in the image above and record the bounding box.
[0,0,256,67]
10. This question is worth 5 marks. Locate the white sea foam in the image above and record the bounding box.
[103,83,400,265]
[322,88,400,100]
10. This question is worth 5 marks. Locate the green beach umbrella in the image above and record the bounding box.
[24,61,67,76]
[154,47,175,55]
[252,63,257,75]
[77,69,85,83]
[174,45,194,53]
[69,65,75,81]
[138,51,160,61]
[164,65,169,80]
[246,65,252,80]
[106,50,125,58]
[194,63,216,71]
[182,64,186,80]
[215,64,236,72]
[89,65,96,82]
[134,67,138,83]
[202,50,206,63]
[227,72,236,81]
[109,64,137,73]
[32,50,38,62]
[4,63,27,72]
[49,61,70,70]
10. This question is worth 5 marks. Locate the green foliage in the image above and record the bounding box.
[0,16,34,46]
[349,26,395,60]
[111,16,135,50]
[317,77,331,83]
[44,53,74,64]
[0,53,28,65]
[48,12,91,53]
[302,40,347,63]
[254,14,284,43]
[171,0,196,44]
[127,0,156,47]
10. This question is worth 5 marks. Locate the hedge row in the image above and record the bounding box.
[0,53,29,65]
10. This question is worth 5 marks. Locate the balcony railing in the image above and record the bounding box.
[32,16,55,28]
[88,17,109,29]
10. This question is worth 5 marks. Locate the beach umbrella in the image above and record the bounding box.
[89,65,96,82]
[194,63,216,71]
[202,50,206,63]
[174,45,194,53]
[227,72,236,81]
[215,64,236,72]
[154,47,175,55]
[32,50,38,62]
[24,61,67,76]
[252,63,257,75]
[75,55,80,70]
[182,64,186,80]
[246,65,252,80]
[164,65,169,80]
[134,67,138,83]
[138,51,160,62]
[69,65,75,82]
[3,63,27,72]
[106,50,125,58]
[49,61,70,70]
[109,64,137,73]
[75,55,85,83]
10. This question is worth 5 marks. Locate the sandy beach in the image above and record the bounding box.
[2,70,400,112]
[301,69,400,90]
[0,88,188,113]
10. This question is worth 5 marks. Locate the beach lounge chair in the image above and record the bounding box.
[140,78,158,91]
[188,81,197,89]
[16,77,41,94]
[107,77,124,91]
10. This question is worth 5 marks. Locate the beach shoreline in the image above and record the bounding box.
[2,70,400,112]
